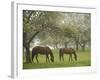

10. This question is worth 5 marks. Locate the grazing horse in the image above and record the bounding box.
[59,48,77,61]
[32,46,54,63]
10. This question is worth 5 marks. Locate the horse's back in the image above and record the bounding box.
[32,46,52,55]
[59,48,75,54]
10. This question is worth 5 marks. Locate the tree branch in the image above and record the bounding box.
[25,11,33,24]
[28,31,40,44]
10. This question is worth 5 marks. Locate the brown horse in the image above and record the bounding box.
[59,48,77,61]
[32,46,54,63]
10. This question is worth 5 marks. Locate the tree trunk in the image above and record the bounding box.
[64,42,68,48]
[76,43,79,50]
[55,44,58,49]
[79,41,86,51]
[75,41,79,51]
[81,43,85,51]
[81,45,85,51]
[74,37,79,51]
[55,42,59,49]
[23,31,40,63]
[25,44,31,63]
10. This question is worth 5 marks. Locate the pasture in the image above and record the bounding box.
[23,49,91,69]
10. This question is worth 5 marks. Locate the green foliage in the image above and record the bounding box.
[23,10,91,49]
[23,10,64,45]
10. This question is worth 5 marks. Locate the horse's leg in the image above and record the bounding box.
[71,54,73,61]
[62,54,64,61]
[46,54,47,62]
[47,55,50,62]
[59,50,62,61]
[32,55,34,63]
[46,54,49,62]
[59,53,61,61]
[69,54,70,61]
[69,54,71,62]
[59,53,63,61]
[36,54,39,63]
[69,54,73,61]
[69,54,71,61]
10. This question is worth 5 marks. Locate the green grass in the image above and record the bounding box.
[23,49,91,69]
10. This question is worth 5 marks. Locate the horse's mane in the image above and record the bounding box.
[45,47,54,58]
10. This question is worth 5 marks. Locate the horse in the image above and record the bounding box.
[59,48,77,61]
[32,46,54,63]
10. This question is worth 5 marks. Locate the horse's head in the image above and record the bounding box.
[74,52,77,61]
[46,47,54,62]
[51,57,54,62]
[75,56,77,61]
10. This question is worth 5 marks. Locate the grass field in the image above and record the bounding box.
[23,49,91,69]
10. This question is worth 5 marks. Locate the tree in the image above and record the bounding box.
[78,14,91,51]
[63,13,91,51]
[23,10,63,63]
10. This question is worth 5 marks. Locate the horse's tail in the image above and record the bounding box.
[59,49,62,61]
[73,50,77,61]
